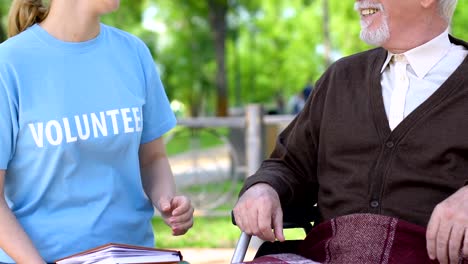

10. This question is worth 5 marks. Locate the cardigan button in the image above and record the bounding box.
[370,200,379,208]
[386,141,395,148]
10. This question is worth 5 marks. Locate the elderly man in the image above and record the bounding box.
[233,0,467,263]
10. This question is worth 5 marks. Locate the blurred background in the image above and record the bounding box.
[1,0,468,263]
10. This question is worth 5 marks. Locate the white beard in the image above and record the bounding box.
[359,16,390,46]
[355,1,390,46]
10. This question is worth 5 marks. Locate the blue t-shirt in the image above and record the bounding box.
[0,23,176,262]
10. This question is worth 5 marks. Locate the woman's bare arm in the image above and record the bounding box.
[139,138,193,235]
[0,170,45,264]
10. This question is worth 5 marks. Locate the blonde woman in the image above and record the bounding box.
[0,0,193,263]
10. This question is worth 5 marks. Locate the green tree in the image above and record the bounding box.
[147,1,216,117]
[149,0,231,117]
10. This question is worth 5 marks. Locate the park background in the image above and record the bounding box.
[1,0,468,263]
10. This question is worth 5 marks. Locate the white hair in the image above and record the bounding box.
[438,0,458,22]
[355,1,390,46]
[359,16,390,46]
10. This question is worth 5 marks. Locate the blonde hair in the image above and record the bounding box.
[7,0,50,38]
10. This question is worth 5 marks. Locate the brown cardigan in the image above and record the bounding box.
[241,36,468,227]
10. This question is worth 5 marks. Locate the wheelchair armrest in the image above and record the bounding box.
[231,203,319,234]
[230,205,319,263]
[281,203,319,233]
[231,184,320,263]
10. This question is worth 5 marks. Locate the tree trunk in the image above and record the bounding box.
[208,0,228,116]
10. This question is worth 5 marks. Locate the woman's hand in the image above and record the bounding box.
[158,195,194,235]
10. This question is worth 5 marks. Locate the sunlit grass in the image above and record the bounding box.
[152,216,308,249]
[165,127,229,156]
[152,216,241,248]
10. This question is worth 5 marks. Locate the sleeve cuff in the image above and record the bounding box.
[239,172,294,206]
[141,117,177,144]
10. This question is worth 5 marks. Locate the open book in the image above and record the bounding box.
[54,243,182,264]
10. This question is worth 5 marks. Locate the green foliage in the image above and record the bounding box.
[149,0,468,116]
[149,1,216,116]
[452,0,468,40]
[149,0,368,114]
[101,0,145,34]
[0,1,8,41]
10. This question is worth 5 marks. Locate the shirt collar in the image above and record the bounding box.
[380,28,452,79]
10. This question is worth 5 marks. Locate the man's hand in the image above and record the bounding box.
[159,195,194,236]
[426,186,468,264]
[233,183,285,242]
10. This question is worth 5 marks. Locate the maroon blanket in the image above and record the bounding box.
[241,214,467,264]
[240,253,319,263]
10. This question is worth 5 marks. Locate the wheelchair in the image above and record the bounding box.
[230,200,320,263]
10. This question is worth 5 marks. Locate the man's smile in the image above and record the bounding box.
[360,8,380,16]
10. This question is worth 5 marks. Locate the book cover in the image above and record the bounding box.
[54,243,183,264]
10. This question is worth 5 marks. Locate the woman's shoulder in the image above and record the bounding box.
[0,27,38,61]
[101,24,154,67]
[101,24,148,51]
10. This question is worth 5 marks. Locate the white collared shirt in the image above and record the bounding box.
[381,29,468,130]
